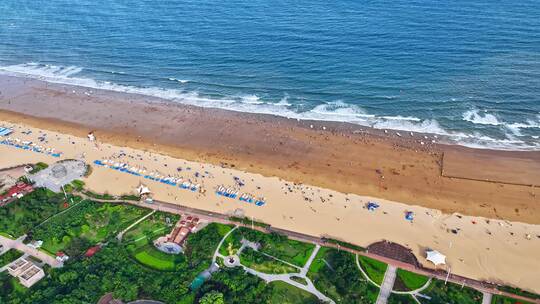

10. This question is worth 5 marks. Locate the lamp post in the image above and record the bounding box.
[445,266,451,285]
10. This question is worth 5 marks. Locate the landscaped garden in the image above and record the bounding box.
[240,247,298,274]
[122,211,180,244]
[308,247,379,303]
[124,221,231,273]
[219,227,315,267]
[0,188,74,237]
[357,255,388,285]
[417,279,483,304]
[30,200,148,256]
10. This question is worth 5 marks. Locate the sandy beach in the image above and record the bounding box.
[0,75,539,225]
[1,120,540,293]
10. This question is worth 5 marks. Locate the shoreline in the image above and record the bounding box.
[0,74,539,224]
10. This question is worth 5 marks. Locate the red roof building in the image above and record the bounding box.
[0,182,34,202]
[85,246,101,257]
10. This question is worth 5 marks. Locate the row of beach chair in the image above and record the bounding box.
[93,160,200,192]
[1,138,61,157]
[215,185,266,206]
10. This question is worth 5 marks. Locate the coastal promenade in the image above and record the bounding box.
[76,192,540,304]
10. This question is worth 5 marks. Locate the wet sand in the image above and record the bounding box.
[1,122,539,293]
[0,74,538,224]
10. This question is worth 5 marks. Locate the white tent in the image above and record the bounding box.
[426,250,446,265]
[136,184,151,196]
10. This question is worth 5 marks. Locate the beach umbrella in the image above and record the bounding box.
[426,250,446,265]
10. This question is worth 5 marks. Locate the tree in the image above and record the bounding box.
[199,291,225,304]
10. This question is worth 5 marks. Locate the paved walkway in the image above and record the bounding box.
[215,233,333,303]
[482,292,492,304]
[376,265,397,304]
[0,235,62,268]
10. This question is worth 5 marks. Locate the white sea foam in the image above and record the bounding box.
[168,77,189,83]
[240,94,264,105]
[0,62,538,151]
[371,119,450,136]
[462,109,501,126]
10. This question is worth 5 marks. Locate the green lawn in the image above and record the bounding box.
[31,200,147,256]
[394,268,430,291]
[0,249,23,266]
[418,279,483,304]
[308,247,379,303]
[267,281,321,304]
[219,227,315,267]
[129,243,186,271]
[357,255,388,285]
[491,295,533,304]
[240,247,298,274]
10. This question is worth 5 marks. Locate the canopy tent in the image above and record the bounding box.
[136,184,151,196]
[426,250,446,265]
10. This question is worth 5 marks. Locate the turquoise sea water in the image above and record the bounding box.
[0,0,539,150]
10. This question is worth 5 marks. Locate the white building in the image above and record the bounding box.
[7,257,45,288]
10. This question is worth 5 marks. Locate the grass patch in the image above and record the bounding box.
[492,295,534,304]
[31,200,147,256]
[71,180,85,192]
[308,247,379,303]
[290,276,308,285]
[394,268,429,291]
[129,243,185,271]
[0,249,23,266]
[357,255,388,285]
[267,281,321,304]
[322,237,366,252]
[229,216,270,228]
[418,279,483,304]
[240,247,298,274]
[82,191,115,200]
[29,162,48,174]
[219,227,315,267]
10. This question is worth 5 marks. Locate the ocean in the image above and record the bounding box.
[0,0,539,150]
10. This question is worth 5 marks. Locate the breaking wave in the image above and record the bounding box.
[463,109,501,126]
[0,62,538,151]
